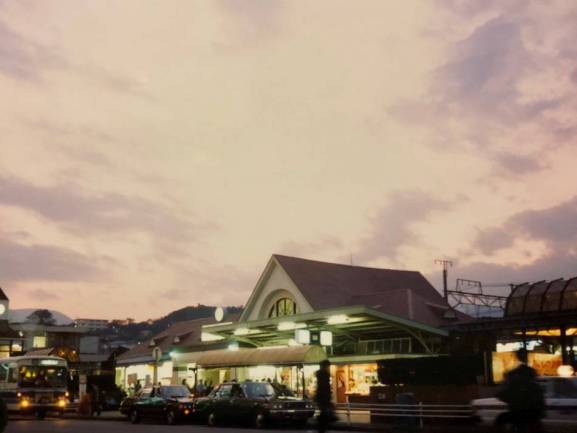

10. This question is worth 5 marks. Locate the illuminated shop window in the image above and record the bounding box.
[33,336,47,348]
[268,298,297,318]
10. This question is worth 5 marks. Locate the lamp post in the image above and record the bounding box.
[152,347,161,386]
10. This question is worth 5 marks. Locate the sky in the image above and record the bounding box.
[1,0,577,321]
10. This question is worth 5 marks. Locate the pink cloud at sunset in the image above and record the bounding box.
[0,0,576,320]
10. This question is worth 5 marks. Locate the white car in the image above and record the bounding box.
[471,377,577,430]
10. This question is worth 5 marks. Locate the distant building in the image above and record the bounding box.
[0,288,24,357]
[111,318,135,326]
[75,318,109,330]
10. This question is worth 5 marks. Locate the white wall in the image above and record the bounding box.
[244,261,314,321]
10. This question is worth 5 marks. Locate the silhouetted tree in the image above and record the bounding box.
[26,309,56,326]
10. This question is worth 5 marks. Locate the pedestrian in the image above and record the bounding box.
[196,379,206,396]
[89,384,101,417]
[315,360,334,433]
[496,348,545,433]
[134,380,142,394]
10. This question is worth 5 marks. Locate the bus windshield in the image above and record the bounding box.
[19,366,67,388]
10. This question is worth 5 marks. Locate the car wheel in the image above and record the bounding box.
[130,409,141,424]
[254,412,266,429]
[166,409,177,425]
[207,411,217,427]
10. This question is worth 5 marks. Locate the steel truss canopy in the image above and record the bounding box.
[201,305,448,349]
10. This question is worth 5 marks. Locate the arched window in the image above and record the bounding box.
[268,298,297,318]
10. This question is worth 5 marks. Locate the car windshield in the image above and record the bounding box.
[161,386,189,398]
[243,382,276,399]
[19,366,67,388]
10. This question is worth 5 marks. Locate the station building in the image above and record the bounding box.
[116,255,464,402]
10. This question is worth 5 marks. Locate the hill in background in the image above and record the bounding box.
[99,304,243,346]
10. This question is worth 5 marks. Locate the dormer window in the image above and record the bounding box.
[268,298,297,318]
[148,339,156,347]
[173,336,181,344]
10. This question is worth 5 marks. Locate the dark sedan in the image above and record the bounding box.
[121,385,195,425]
[195,381,315,428]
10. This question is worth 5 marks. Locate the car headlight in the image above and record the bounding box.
[58,399,67,408]
[20,398,30,408]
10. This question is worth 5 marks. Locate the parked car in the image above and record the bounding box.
[471,376,577,430]
[119,389,144,417]
[195,381,315,428]
[122,385,195,425]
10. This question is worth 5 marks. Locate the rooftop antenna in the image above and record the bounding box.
[435,259,453,300]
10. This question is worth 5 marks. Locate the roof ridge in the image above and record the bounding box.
[273,254,421,274]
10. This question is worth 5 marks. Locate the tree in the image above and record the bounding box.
[26,309,56,326]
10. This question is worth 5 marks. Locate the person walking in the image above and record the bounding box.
[315,360,334,433]
[496,349,545,433]
[134,380,142,394]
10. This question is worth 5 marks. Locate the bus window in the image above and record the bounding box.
[18,366,67,388]
[8,366,18,383]
[0,364,7,382]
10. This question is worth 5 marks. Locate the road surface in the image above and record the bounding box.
[5,419,329,433]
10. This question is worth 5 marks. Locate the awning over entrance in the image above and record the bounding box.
[188,345,326,368]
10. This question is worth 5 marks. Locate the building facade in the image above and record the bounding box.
[117,255,462,402]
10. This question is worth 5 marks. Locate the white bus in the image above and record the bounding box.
[0,355,68,418]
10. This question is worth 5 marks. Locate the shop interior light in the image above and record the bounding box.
[517,328,577,337]
[234,327,250,336]
[558,365,575,377]
[320,331,333,346]
[327,315,349,325]
[496,341,540,352]
[201,332,224,342]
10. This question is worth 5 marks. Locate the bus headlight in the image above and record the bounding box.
[20,399,30,409]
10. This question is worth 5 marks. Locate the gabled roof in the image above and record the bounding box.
[272,255,461,327]
[118,313,241,362]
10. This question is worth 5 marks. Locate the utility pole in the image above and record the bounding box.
[435,259,453,300]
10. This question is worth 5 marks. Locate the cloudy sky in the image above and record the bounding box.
[1,0,576,320]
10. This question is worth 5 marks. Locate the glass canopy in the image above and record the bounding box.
[505,277,577,316]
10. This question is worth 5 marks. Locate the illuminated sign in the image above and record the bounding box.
[295,329,311,345]
[320,331,333,346]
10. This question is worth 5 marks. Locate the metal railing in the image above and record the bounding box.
[335,402,474,428]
